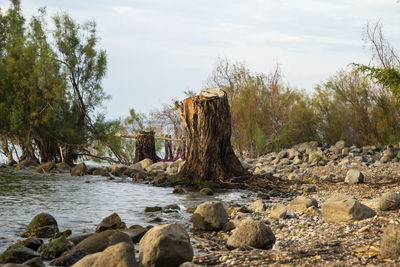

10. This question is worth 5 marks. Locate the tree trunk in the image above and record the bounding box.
[134,131,157,163]
[175,88,248,181]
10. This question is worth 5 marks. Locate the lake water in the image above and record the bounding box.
[0,167,251,254]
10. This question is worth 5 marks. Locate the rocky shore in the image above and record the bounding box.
[2,140,400,266]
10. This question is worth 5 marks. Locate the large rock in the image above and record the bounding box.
[0,244,38,264]
[68,233,94,245]
[138,159,153,170]
[96,212,127,232]
[36,162,57,173]
[270,203,287,219]
[380,224,400,259]
[248,199,266,213]
[71,253,101,267]
[345,169,364,184]
[377,192,400,210]
[70,163,87,176]
[50,248,87,266]
[38,236,74,260]
[191,201,228,231]
[74,230,133,254]
[56,162,71,172]
[110,164,128,177]
[18,237,43,251]
[139,224,193,267]
[227,219,275,249]
[15,160,39,170]
[21,213,59,238]
[23,257,45,267]
[92,242,138,267]
[286,196,318,213]
[321,194,376,223]
[122,226,148,243]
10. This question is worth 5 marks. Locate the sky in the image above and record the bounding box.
[1,0,400,119]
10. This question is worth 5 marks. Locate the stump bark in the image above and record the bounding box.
[134,131,157,163]
[175,88,247,181]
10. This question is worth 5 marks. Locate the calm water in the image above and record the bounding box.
[0,167,251,253]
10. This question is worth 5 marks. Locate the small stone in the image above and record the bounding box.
[248,200,266,213]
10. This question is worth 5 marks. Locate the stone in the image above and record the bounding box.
[22,257,45,267]
[15,160,39,170]
[91,167,109,176]
[227,218,275,249]
[248,199,266,213]
[2,264,30,267]
[380,224,400,259]
[345,169,364,184]
[74,230,133,254]
[110,164,128,177]
[335,140,347,149]
[0,244,38,264]
[166,166,178,176]
[50,248,87,266]
[70,163,87,176]
[145,206,162,212]
[38,236,74,260]
[92,242,138,267]
[286,196,318,213]
[191,201,228,231]
[179,263,202,267]
[96,212,127,232]
[199,188,214,196]
[36,162,56,173]
[122,226,148,243]
[56,162,71,172]
[18,237,43,251]
[138,158,154,170]
[301,184,316,193]
[172,186,185,194]
[377,191,400,210]
[21,213,59,238]
[68,233,94,245]
[71,253,101,267]
[270,203,287,219]
[321,194,376,223]
[139,224,193,267]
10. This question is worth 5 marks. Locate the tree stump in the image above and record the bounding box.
[134,131,157,163]
[175,88,248,181]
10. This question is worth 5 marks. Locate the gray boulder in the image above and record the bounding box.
[191,201,228,231]
[92,242,138,267]
[321,194,376,223]
[139,224,193,267]
[227,219,275,249]
[71,163,87,176]
[74,230,133,254]
[380,224,400,259]
[345,169,364,184]
[96,212,127,232]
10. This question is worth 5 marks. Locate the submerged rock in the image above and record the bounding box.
[139,224,193,267]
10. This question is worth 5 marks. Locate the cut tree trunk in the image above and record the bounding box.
[134,131,157,163]
[175,88,248,181]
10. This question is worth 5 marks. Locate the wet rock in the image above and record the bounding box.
[165,204,180,210]
[90,242,138,267]
[0,244,38,264]
[18,238,43,251]
[270,203,287,219]
[22,256,45,267]
[145,206,162,212]
[380,224,400,259]
[36,162,56,173]
[286,196,318,213]
[173,186,185,194]
[71,253,101,267]
[110,164,128,177]
[68,233,94,245]
[74,230,133,254]
[91,167,109,176]
[345,169,364,184]
[179,262,202,267]
[50,248,87,266]
[191,201,228,231]
[199,188,214,196]
[139,224,193,267]
[147,217,163,223]
[21,213,59,238]
[227,218,275,249]
[248,199,266,213]
[96,212,127,232]
[15,160,39,170]
[151,175,169,186]
[70,163,87,176]
[38,236,74,260]
[122,225,148,243]
[321,194,376,223]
